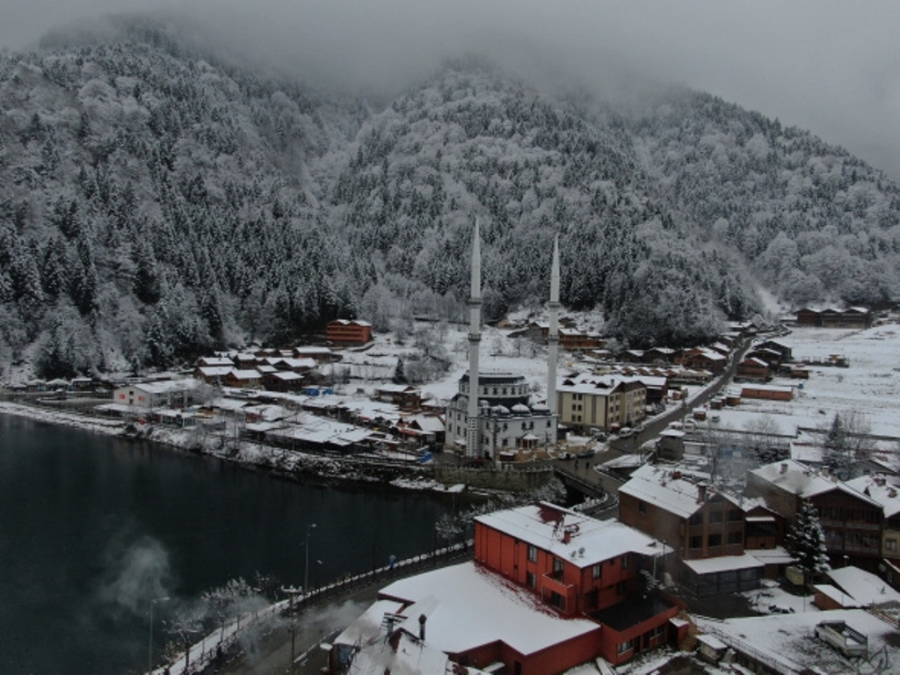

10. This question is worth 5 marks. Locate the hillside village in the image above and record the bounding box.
[4,304,900,674]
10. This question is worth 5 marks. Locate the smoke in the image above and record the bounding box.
[97,534,172,616]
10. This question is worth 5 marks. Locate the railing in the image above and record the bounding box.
[154,540,474,674]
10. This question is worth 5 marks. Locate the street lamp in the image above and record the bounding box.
[148,596,169,675]
[305,523,317,593]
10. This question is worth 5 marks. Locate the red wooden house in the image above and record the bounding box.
[326,319,372,345]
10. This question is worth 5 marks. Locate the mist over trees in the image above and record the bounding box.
[0,19,898,379]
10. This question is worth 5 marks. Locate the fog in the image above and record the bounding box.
[2,0,900,179]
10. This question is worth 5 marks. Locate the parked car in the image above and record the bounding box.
[618,427,634,438]
[557,451,575,460]
[576,448,595,459]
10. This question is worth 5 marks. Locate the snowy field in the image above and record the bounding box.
[698,323,900,450]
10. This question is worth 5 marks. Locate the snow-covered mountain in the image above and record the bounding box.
[0,19,897,379]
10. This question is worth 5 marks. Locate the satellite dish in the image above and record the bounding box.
[570,550,577,559]
[578,547,586,557]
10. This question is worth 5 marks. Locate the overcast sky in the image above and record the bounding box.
[3,0,900,179]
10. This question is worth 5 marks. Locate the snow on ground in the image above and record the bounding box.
[334,323,557,404]
[742,579,820,615]
[697,324,900,449]
[696,608,899,675]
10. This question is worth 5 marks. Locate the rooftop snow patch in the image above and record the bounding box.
[378,562,598,656]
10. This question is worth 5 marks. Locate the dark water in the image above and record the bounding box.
[0,414,450,674]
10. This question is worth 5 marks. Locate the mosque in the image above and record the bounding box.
[444,222,560,459]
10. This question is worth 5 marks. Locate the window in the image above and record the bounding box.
[550,591,565,610]
[887,539,897,553]
[616,581,626,595]
[728,509,743,522]
[553,557,564,578]
[708,534,722,547]
[727,531,743,545]
[617,639,633,655]
[710,511,723,524]
[527,545,537,562]
[526,571,536,588]
[592,564,602,579]
[621,554,629,569]
[638,500,647,514]
[690,536,702,549]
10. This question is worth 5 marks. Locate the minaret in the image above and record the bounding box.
[547,234,560,415]
[466,220,483,458]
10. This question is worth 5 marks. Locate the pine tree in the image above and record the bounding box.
[392,358,407,385]
[787,499,830,580]
[824,413,850,480]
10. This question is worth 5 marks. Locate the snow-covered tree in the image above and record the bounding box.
[787,499,830,580]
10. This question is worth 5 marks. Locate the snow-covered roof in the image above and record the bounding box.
[231,369,261,380]
[619,464,740,519]
[749,460,880,505]
[269,371,303,382]
[748,546,796,566]
[682,553,765,575]
[379,562,598,656]
[197,366,232,377]
[825,566,900,607]
[333,599,405,648]
[197,357,233,367]
[845,475,900,517]
[475,503,662,569]
[129,378,199,395]
[813,584,860,608]
[400,414,445,434]
[294,346,332,355]
[377,384,419,393]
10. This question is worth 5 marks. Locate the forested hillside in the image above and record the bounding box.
[0,22,898,380]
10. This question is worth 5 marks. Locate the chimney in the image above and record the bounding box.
[418,614,427,642]
[889,488,897,499]
[697,483,707,503]
[780,462,788,475]
[874,475,886,487]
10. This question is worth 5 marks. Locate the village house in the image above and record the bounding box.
[195,365,233,385]
[472,503,679,667]
[326,319,372,346]
[746,460,884,569]
[292,345,340,363]
[556,373,647,433]
[332,503,680,674]
[676,347,727,374]
[374,384,422,409]
[394,413,445,447]
[618,464,791,595]
[111,378,200,412]
[741,384,793,401]
[222,369,262,389]
[261,370,305,393]
[845,474,900,566]
[795,306,874,328]
[735,356,770,382]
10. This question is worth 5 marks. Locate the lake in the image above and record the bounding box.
[0,413,450,674]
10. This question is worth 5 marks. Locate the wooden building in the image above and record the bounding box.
[326,319,373,346]
[747,460,883,568]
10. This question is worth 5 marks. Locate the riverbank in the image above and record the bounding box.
[0,400,474,498]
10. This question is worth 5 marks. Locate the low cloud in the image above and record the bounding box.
[1,1,899,178]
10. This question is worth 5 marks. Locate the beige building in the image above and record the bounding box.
[556,374,646,432]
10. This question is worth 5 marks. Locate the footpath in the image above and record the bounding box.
[158,542,474,675]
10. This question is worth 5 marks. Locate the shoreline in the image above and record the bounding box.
[0,401,461,497]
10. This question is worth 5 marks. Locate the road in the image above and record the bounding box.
[608,337,752,454]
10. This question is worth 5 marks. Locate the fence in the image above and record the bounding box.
[155,541,473,674]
